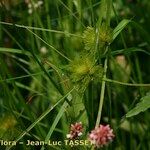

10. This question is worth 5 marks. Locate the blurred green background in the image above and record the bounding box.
[0,0,150,150]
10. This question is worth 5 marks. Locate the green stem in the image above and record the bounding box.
[106,0,112,27]
[96,58,108,127]
[0,21,81,37]
[26,28,71,62]
[95,0,111,129]
[103,78,150,87]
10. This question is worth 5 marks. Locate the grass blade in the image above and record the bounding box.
[113,19,131,41]
[6,88,74,150]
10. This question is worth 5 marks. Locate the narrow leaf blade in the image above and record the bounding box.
[113,19,130,41]
[126,95,150,118]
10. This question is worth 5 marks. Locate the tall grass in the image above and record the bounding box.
[0,0,150,150]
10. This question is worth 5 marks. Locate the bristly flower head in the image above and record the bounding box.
[89,124,115,148]
[66,122,83,139]
[83,27,95,51]
[67,54,103,93]
[98,23,113,45]
[83,24,112,52]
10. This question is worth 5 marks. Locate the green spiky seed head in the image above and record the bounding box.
[83,27,95,51]
[0,115,17,131]
[67,55,103,92]
[0,114,20,140]
[68,55,94,82]
[99,23,113,45]
[83,24,112,51]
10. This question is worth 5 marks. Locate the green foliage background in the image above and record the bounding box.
[0,0,150,150]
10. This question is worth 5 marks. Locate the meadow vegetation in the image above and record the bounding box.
[0,0,150,149]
